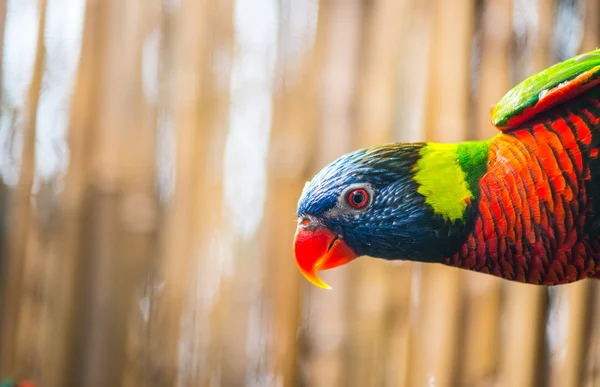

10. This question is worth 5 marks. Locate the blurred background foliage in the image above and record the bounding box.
[0,0,600,386]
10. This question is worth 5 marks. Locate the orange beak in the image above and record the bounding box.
[293,225,358,289]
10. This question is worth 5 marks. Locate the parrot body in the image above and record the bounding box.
[293,49,600,288]
[443,90,600,284]
[0,379,36,387]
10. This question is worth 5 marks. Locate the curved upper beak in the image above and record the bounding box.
[293,222,358,289]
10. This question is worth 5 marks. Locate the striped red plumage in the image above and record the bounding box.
[447,92,600,284]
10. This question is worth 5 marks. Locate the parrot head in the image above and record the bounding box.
[294,143,450,289]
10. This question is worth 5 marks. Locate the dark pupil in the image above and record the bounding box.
[352,191,365,206]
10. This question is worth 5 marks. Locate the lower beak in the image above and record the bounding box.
[293,226,358,289]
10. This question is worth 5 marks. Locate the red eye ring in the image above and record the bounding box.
[347,188,369,209]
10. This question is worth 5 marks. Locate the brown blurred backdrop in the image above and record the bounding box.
[0,0,600,386]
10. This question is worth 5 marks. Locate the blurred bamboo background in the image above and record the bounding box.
[1,0,600,386]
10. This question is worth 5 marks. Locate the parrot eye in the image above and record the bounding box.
[347,188,369,209]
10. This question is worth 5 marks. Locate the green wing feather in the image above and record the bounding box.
[492,48,600,129]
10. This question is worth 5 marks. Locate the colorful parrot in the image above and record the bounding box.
[294,49,600,289]
[0,379,36,387]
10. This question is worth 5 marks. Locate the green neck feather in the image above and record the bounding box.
[412,140,491,222]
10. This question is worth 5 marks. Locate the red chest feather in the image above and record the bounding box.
[446,94,600,284]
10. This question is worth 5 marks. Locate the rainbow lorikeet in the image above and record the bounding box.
[0,379,36,387]
[294,49,600,289]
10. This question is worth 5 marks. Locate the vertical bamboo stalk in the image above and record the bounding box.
[312,0,361,169]
[120,1,162,385]
[580,0,599,53]
[355,0,407,147]
[548,282,593,387]
[460,275,503,387]
[74,2,136,384]
[213,0,281,383]
[394,0,433,144]
[473,0,512,140]
[263,71,308,387]
[70,2,160,386]
[0,0,7,108]
[171,0,232,385]
[301,1,363,386]
[346,0,407,385]
[0,0,47,376]
[264,0,320,385]
[423,0,475,144]
[497,284,548,387]
[386,7,435,382]
[406,1,474,386]
[584,285,600,387]
[0,0,12,345]
[0,181,5,284]
[382,265,413,387]
[143,0,221,385]
[48,1,109,385]
[585,285,600,386]
[532,0,557,70]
